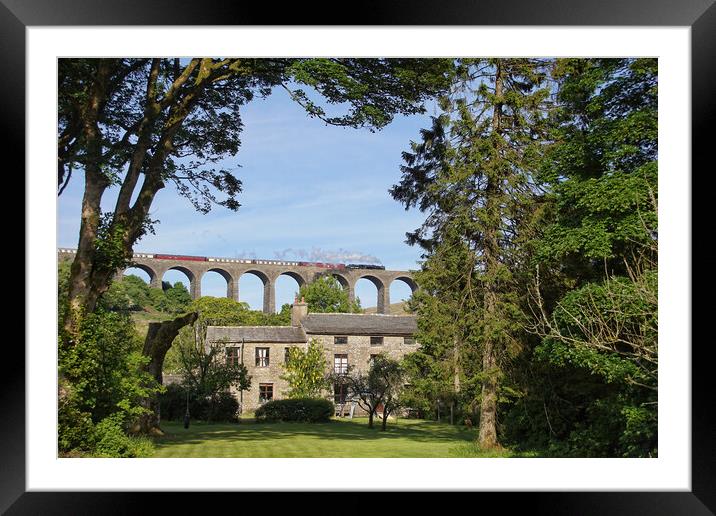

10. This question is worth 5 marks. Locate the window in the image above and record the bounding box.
[259,383,273,403]
[370,336,383,346]
[255,347,270,367]
[226,346,240,366]
[404,337,416,345]
[334,336,348,345]
[334,354,348,375]
[334,381,349,404]
[369,354,379,364]
[284,347,291,364]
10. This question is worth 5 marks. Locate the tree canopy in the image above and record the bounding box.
[58,57,453,338]
[298,275,362,313]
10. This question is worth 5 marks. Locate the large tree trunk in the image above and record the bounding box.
[132,312,198,435]
[381,407,392,431]
[477,61,504,450]
[61,59,203,345]
[478,335,499,448]
[62,60,114,341]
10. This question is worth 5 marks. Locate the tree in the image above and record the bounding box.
[175,319,252,422]
[58,58,452,341]
[280,339,331,398]
[520,58,658,457]
[371,355,406,431]
[160,282,193,313]
[58,307,161,451]
[298,275,361,313]
[335,354,405,430]
[401,229,483,422]
[135,311,198,435]
[391,59,552,448]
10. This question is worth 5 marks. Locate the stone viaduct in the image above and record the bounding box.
[57,249,417,314]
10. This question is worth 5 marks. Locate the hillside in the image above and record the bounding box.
[363,301,412,315]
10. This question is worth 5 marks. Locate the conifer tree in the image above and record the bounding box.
[391,59,552,448]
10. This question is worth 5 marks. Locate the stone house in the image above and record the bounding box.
[205,298,419,413]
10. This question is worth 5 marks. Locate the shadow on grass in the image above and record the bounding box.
[154,418,475,449]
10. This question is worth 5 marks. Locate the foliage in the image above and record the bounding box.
[59,308,160,425]
[333,354,405,429]
[162,297,290,373]
[91,413,155,458]
[516,262,658,457]
[58,58,453,332]
[57,306,162,455]
[505,58,659,458]
[535,58,657,276]
[159,383,240,423]
[99,274,192,314]
[172,318,251,420]
[190,296,290,325]
[58,387,96,453]
[254,398,334,423]
[391,58,551,446]
[280,340,331,398]
[392,58,658,456]
[400,349,475,421]
[297,275,361,313]
[159,282,193,313]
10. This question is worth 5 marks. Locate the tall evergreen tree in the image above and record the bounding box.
[391,59,552,448]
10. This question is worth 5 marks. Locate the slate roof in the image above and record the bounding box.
[206,314,418,343]
[206,325,307,344]
[300,313,417,336]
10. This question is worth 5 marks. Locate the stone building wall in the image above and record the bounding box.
[308,334,418,377]
[222,341,307,413]
[214,334,419,414]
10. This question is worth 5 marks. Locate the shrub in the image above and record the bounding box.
[158,383,187,422]
[58,390,95,452]
[255,398,334,423]
[158,383,240,423]
[92,414,154,458]
[198,391,240,422]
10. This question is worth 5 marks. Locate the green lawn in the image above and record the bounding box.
[151,417,532,458]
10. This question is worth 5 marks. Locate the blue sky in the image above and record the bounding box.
[58,87,438,310]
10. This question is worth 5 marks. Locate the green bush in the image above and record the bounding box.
[159,383,240,423]
[255,398,334,423]
[92,414,154,458]
[58,390,95,452]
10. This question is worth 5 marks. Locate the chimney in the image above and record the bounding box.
[291,295,308,326]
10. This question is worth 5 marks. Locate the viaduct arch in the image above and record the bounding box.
[59,249,417,315]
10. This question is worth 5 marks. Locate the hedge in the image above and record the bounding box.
[254,398,334,423]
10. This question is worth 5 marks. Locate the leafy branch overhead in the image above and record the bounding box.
[58,57,452,337]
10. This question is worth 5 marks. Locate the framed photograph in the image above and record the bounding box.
[9,0,712,512]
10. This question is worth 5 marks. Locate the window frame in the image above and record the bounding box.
[334,353,348,375]
[370,336,384,346]
[334,336,348,345]
[258,383,274,403]
[225,346,241,367]
[255,347,270,367]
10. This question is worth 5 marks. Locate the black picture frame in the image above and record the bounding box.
[6,0,712,513]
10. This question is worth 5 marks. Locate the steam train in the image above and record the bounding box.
[149,253,385,270]
[58,248,387,270]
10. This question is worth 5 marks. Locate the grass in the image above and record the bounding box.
[151,417,533,458]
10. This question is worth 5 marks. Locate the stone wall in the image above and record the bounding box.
[212,334,419,415]
[222,341,307,413]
